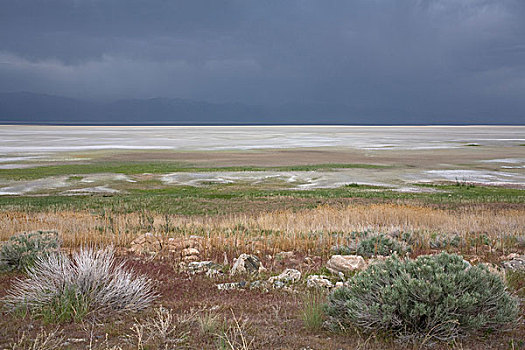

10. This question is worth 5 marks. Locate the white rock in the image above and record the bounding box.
[217,281,247,291]
[186,261,220,274]
[230,254,266,275]
[129,232,163,254]
[206,268,223,278]
[306,275,333,289]
[326,255,366,275]
[183,255,199,262]
[503,255,525,271]
[182,247,200,256]
[268,268,301,284]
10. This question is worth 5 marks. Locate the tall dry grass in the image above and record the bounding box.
[1,204,524,257]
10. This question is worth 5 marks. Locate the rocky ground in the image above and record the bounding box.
[1,232,524,350]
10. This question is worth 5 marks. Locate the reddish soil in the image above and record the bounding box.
[0,255,523,350]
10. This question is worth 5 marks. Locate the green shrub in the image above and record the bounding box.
[332,232,410,257]
[506,270,525,298]
[331,244,355,255]
[355,234,410,257]
[333,234,410,257]
[325,253,519,342]
[0,230,60,272]
[429,233,462,249]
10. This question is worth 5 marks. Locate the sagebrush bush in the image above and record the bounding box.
[331,244,355,256]
[3,247,156,322]
[429,233,462,249]
[325,252,519,342]
[506,270,525,298]
[0,230,60,272]
[332,234,410,257]
[356,234,410,257]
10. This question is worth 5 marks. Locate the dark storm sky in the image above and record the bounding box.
[1,0,524,122]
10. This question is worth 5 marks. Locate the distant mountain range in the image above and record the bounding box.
[0,92,522,125]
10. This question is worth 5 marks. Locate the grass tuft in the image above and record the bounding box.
[300,292,325,331]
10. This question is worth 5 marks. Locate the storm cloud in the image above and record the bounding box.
[0,0,524,122]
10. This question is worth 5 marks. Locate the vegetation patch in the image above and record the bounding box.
[325,252,519,343]
[0,230,60,272]
[0,161,389,181]
[1,182,523,217]
[429,233,463,249]
[506,270,525,298]
[332,233,411,257]
[300,292,325,331]
[3,247,156,323]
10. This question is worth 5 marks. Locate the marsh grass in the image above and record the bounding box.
[37,287,91,324]
[198,312,225,336]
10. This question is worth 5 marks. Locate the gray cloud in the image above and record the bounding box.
[0,0,524,121]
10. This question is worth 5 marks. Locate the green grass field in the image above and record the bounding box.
[1,160,523,215]
[1,183,523,215]
[0,161,389,181]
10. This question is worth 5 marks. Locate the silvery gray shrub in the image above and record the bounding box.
[3,247,156,321]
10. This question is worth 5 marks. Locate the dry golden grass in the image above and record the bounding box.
[250,204,525,236]
[1,203,524,258]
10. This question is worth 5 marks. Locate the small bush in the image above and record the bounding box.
[3,247,156,322]
[355,234,410,257]
[429,233,462,249]
[331,244,355,255]
[0,230,60,272]
[8,327,65,350]
[325,253,519,342]
[333,234,410,257]
[216,310,254,350]
[506,270,525,298]
[198,312,224,336]
[130,307,190,348]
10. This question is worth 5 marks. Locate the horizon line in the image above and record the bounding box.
[1,123,524,128]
